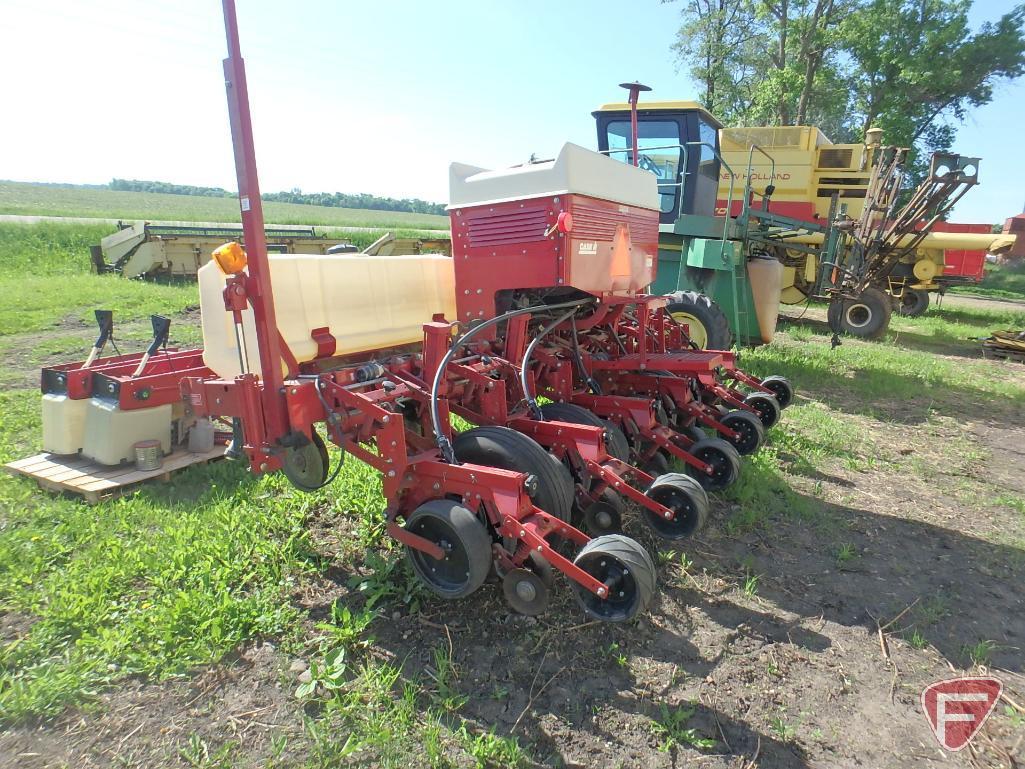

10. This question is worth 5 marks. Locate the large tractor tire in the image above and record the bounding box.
[827,287,893,340]
[898,288,929,318]
[665,290,733,350]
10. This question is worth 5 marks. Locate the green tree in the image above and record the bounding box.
[670,0,1025,160]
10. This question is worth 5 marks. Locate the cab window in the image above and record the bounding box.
[607,120,682,214]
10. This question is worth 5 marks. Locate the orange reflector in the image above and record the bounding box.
[212,241,247,274]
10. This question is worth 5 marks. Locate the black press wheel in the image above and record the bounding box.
[687,438,741,491]
[281,430,331,491]
[758,375,794,409]
[539,402,630,462]
[744,392,781,429]
[404,499,492,599]
[644,472,709,540]
[719,409,765,455]
[582,487,626,536]
[571,534,657,622]
[454,426,574,522]
[899,287,929,318]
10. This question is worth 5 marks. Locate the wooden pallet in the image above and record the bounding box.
[4,446,225,504]
[982,342,1025,363]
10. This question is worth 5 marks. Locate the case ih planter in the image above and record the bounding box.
[26,0,793,622]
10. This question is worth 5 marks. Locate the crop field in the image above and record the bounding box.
[1,223,1024,768]
[0,181,450,231]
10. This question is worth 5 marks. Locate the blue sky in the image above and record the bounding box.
[1,0,1021,222]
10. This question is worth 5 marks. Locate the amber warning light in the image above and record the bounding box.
[212,241,248,274]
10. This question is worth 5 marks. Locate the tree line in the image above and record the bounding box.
[108,179,446,216]
[671,0,1025,177]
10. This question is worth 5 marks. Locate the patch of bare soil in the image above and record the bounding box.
[0,643,305,769]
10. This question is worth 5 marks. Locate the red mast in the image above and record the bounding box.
[221,0,289,444]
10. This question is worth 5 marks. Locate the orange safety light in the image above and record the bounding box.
[212,241,248,274]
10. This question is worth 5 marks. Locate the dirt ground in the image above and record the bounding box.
[3,297,1024,768]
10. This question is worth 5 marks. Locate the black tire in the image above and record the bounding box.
[581,487,626,536]
[539,402,630,462]
[744,392,781,429]
[898,287,929,318]
[687,438,741,491]
[719,410,765,455]
[758,375,794,409]
[835,287,893,339]
[282,431,330,491]
[454,426,573,523]
[644,472,709,540]
[680,423,707,444]
[665,290,733,350]
[826,300,842,333]
[404,500,492,599]
[641,449,671,478]
[571,534,657,622]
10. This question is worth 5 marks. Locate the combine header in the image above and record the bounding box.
[20,1,795,621]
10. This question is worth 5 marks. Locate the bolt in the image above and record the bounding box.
[259,462,268,472]
[387,470,396,477]
[381,415,389,424]
[519,529,526,537]
[597,587,607,597]
[664,511,673,519]
[433,482,441,491]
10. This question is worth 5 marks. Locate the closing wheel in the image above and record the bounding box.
[719,410,765,455]
[282,431,331,491]
[454,426,573,522]
[582,487,626,536]
[404,500,492,599]
[571,534,657,622]
[745,392,781,429]
[641,449,671,478]
[539,402,630,461]
[758,375,794,409]
[665,290,733,350]
[680,423,707,444]
[687,438,741,491]
[503,568,550,616]
[644,472,710,540]
[898,287,929,318]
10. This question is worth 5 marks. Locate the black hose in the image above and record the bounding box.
[570,320,602,395]
[520,305,584,419]
[429,297,593,463]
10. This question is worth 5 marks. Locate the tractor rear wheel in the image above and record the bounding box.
[404,500,492,599]
[571,534,657,622]
[665,290,733,350]
[453,426,574,522]
[898,288,930,318]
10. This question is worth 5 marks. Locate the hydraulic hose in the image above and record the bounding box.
[429,297,593,463]
[519,305,587,419]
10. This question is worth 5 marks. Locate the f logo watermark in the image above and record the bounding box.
[921,677,1003,751]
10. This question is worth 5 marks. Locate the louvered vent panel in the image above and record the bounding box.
[466,208,548,248]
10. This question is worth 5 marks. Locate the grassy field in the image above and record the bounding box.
[1,222,1024,768]
[0,181,450,231]
[950,261,1025,301]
